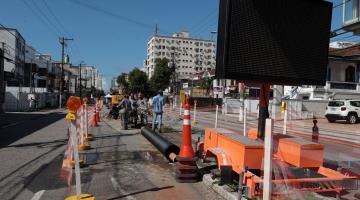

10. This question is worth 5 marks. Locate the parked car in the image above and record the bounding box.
[325,100,360,124]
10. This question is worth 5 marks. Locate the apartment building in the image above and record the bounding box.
[145,32,216,80]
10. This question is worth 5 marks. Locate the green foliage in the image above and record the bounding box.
[149,58,171,92]
[200,77,213,91]
[117,73,129,92]
[128,68,148,93]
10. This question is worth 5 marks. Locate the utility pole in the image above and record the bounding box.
[79,61,85,99]
[59,37,73,108]
[79,63,82,99]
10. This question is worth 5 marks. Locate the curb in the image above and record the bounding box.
[202,174,239,200]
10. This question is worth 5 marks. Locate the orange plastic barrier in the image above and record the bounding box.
[247,129,258,140]
[204,128,264,173]
[276,138,324,168]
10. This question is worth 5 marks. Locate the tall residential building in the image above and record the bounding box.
[145,32,216,80]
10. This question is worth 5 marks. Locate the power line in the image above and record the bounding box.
[29,0,65,35]
[0,23,18,38]
[20,0,59,37]
[192,12,218,39]
[40,0,86,63]
[68,0,170,34]
[41,0,71,37]
[188,8,218,33]
[333,0,350,9]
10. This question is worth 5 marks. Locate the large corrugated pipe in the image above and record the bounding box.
[141,127,180,162]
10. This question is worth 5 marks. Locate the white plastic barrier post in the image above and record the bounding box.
[192,100,197,125]
[263,118,273,200]
[84,104,88,137]
[243,106,247,137]
[283,109,287,135]
[70,118,82,199]
[79,107,84,145]
[238,101,243,122]
[215,105,219,129]
[179,103,183,117]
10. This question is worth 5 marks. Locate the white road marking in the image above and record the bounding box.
[31,190,45,200]
[110,176,136,200]
[1,122,19,128]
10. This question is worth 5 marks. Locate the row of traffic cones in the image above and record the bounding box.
[176,95,199,183]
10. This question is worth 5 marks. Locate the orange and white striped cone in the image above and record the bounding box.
[91,106,98,127]
[96,101,101,122]
[176,95,198,183]
[84,104,93,141]
[78,105,91,150]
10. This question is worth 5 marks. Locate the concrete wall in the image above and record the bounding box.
[4,86,57,112]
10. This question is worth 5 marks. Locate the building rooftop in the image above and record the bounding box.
[329,44,360,58]
[0,27,25,41]
[150,33,215,43]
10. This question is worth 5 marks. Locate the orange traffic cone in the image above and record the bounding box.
[96,107,101,122]
[91,107,98,127]
[176,95,198,183]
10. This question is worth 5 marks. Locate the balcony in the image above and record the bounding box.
[325,81,360,91]
[343,0,360,34]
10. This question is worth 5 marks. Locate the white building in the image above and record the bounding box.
[145,31,216,80]
[0,28,26,85]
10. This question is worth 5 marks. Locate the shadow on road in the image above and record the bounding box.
[0,112,65,148]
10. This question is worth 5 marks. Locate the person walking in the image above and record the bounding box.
[29,97,34,111]
[152,90,164,132]
[119,95,131,130]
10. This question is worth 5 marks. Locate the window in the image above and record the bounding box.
[350,101,360,107]
[345,66,355,82]
[328,101,345,107]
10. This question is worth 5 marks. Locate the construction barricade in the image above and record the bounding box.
[61,96,95,200]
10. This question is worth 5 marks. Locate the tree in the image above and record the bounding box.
[117,73,129,93]
[149,58,171,92]
[200,77,214,95]
[128,68,148,93]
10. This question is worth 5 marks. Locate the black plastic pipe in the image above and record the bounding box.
[141,127,180,162]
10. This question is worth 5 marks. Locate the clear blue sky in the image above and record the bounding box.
[0,0,351,90]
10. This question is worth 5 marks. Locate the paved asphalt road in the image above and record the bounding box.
[0,109,223,200]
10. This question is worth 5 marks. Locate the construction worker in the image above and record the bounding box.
[152,90,164,132]
[137,93,148,126]
[129,94,138,126]
[119,95,131,130]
